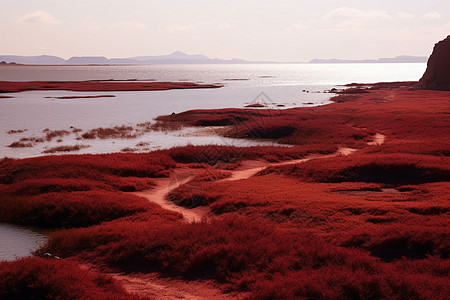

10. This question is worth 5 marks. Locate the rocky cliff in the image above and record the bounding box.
[419,35,450,90]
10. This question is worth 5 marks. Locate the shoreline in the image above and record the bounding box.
[0,81,441,161]
[1,83,333,160]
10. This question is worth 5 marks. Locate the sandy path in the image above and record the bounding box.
[367,133,386,146]
[220,133,381,183]
[109,272,238,300]
[132,170,206,223]
[222,147,357,182]
[80,263,237,300]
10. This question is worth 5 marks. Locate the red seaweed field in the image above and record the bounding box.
[0,82,449,299]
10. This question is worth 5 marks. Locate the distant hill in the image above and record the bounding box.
[309,55,428,64]
[0,52,428,65]
[0,52,270,65]
[130,51,210,61]
[0,55,66,65]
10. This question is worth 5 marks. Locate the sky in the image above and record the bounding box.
[1,0,449,61]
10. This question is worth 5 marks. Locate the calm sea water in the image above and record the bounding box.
[0,63,426,160]
[0,63,425,85]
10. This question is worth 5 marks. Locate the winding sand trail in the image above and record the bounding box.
[119,132,385,298]
[132,170,206,223]
[80,262,238,300]
[131,148,354,224]
[221,147,357,183]
[132,133,385,224]
[108,271,239,300]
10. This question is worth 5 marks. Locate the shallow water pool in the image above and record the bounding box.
[0,223,47,261]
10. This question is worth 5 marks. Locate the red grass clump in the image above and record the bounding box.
[193,168,232,181]
[167,183,221,208]
[0,153,175,185]
[0,191,152,228]
[248,258,449,299]
[156,108,372,147]
[340,225,449,262]
[234,117,368,146]
[40,216,449,299]
[0,257,137,299]
[0,153,174,228]
[1,178,103,196]
[165,168,230,208]
[263,153,450,184]
[39,209,184,258]
[155,108,255,126]
[162,144,336,165]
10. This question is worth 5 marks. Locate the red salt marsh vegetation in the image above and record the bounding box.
[0,80,222,93]
[154,104,375,148]
[0,257,138,299]
[0,191,155,227]
[0,153,177,229]
[0,82,449,299]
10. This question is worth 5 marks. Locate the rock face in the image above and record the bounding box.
[419,35,450,90]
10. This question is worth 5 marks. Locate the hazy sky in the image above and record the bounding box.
[1,0,449,61]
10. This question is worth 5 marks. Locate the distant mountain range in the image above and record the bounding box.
[309,55,428,64]
[0,51,428,65]
[0,51,268,65]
